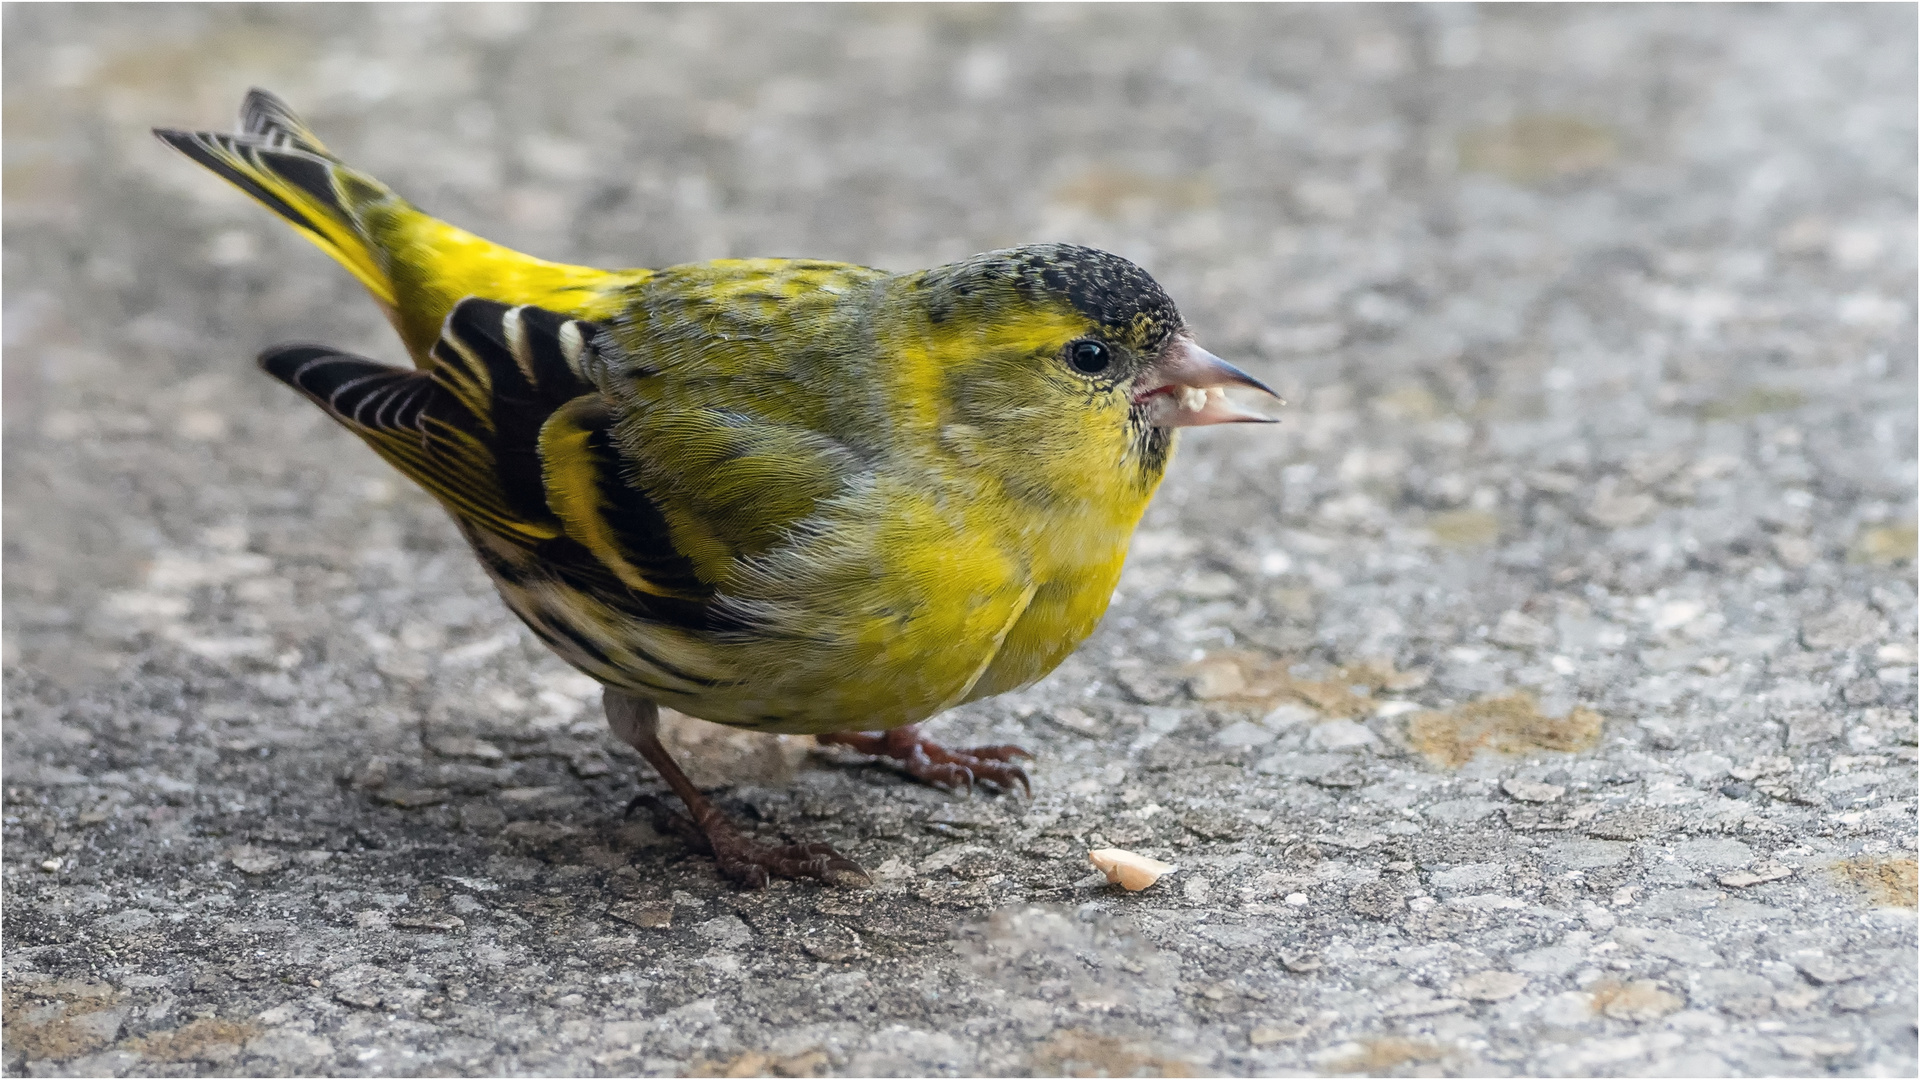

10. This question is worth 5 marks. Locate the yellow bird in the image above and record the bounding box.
[156,90,1277,887]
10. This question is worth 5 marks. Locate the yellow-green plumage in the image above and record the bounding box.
[156,91,1256,739]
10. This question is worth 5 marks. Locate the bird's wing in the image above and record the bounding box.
[261,297,660,568]
[267,296,873,631]
[536,394,715,604]
[259,341,562,547]
[584,259,899,584]
[594,403,875,587]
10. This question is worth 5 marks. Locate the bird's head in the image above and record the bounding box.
[893,244,1279,508]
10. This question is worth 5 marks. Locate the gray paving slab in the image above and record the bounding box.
[3,4,1915,1076]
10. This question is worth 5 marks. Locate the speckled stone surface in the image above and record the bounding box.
[4,5,1915,1077]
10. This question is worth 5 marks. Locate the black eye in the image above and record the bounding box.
[1067,340,1111,375]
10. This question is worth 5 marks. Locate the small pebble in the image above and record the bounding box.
[1047,706,1103,735]
[1502,778,1566,803]
[38,858,61,872]
[1452,970,1530,1002]
[1307,719,1377,751]
[609,901,673,929]
[1285,892,1309,906]
[1791,953,1867,986]
[1717,862,1793,889]
[1278,951,1322,973]
[1249,1022,1308,1046]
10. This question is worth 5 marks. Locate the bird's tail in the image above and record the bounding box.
[154,89,401,311]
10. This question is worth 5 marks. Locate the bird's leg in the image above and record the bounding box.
[603,691,869,889]
[817,724,1033,797]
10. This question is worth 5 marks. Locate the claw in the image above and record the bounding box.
[825,863,872,888]
[1001,764,1032,799]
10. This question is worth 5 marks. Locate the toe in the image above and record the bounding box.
[729,863,770,890]
[969,743,1035,762]
[917,760,973,793]
[709,836,871,889]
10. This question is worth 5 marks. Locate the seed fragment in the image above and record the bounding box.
[1088,847,1178,891]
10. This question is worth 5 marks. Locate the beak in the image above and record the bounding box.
[1133,337,1284,428]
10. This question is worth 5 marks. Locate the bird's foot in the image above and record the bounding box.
[817,724,1033,797]
[627,793,870,890]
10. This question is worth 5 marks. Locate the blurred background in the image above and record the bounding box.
[3,5,1915,1077]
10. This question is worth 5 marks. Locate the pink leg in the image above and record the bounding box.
[605,692,868,889]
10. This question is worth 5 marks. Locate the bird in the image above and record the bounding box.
[155,89,1279,888]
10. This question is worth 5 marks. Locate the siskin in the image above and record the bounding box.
[156,91,1278,887]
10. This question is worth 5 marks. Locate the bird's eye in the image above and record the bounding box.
[1067,340,1111,375]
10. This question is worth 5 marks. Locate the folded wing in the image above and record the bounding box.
[262,296,869,654]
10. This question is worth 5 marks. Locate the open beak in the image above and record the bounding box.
[1133,337,1284,428]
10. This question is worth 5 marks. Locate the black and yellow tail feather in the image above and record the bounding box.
[233,87,328,153]
[154,90,398,310]
[159,90,641,361]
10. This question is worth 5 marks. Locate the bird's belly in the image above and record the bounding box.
[716,578,1042,735]
[470,503,1130,736]
[964,555,1126,703]
[481,553,1034,736]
